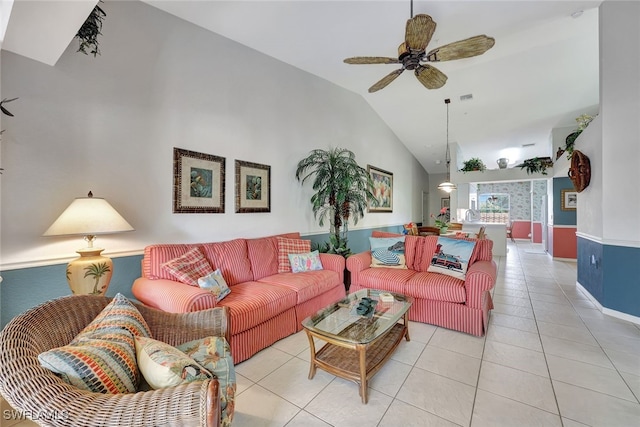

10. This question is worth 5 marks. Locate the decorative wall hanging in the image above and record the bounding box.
[235,160,271,213]
[368,165,393,212]
[568,150,591,193]
[173,148,225,213]
[561,189,578,211]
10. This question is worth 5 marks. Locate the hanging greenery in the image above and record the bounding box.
[516,157,553,175]
[76,1,107,56]
[560,114,596,160]
[460,157,487,172]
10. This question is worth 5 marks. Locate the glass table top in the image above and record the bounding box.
[301,289,412,345]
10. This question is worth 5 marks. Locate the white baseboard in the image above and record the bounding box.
[577,282,640,326]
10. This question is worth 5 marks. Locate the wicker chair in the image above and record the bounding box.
[0,295,230,427]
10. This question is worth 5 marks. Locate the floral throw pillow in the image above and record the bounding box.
[162,247,214,286]
[288,250,324,273]
[135,336,211,390]
[198,269,231,302]
[178,336,236,427]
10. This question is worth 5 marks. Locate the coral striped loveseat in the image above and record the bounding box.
[132,233,346,363]
[346,232,497,336]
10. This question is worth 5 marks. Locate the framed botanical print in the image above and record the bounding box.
[441,198,450,209]
[235,159,271,213]
[561,189,577,211]
[173,147,225,213]
[367,165,393,212]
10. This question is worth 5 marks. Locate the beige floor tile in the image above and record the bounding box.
[483,340,548,377]
[428,327,485,359]
[232,384,302,427]
[540,335,614,369]
[492,294,532,308]
[406,320,438,344]
[379,399,461,427]
[604,347,640,375]
[492,302,535,319]
[416,345,482,386]
[471,389,562,427]
[489,312,539,333]
[478,361,557,413]
[554,381,640,427]
[284,410,332,427]
[536,321,598,346]
[533,307,584,328]
[271,330,310,356]
[390,337,426,366]
[487,324,543,352]
[235,346,295,382]
[368,359,413,397]
[620,371,640,402]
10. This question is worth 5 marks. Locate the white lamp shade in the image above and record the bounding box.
[43,196,134,237]
[437,182,457,193]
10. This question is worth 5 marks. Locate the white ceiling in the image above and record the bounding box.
[3,0,602,174]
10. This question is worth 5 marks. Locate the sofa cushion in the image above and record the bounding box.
[358,268,416,293]
[247,233,301,280]
[405,272,466,303]
[216,281,297,334]
[259,270,339,304]
[143,244,203,280]
[276,237,311,273]
[162,247,214,286]
[288,250,323,273]
[369,237,407,269]
[135,336,211,390]
[427,237,477,280]
[177,336,236,426]
[202,239,253,286]
[198,268,231,302]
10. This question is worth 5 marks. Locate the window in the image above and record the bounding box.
[478,193,510,223]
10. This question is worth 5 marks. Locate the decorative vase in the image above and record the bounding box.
[66,248,113,295]
[439,226,449,235]
[497,158,509,169]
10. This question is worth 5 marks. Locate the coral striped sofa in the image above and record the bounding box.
[132,233,346,363]
[346,232,497,336]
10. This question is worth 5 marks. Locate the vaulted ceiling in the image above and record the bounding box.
[2,1,601,174]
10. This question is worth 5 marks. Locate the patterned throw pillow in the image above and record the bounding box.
[38,293,150,394]
[162,247,214,286]
[369,237,407,269]
[135,336,212,390]
[287,250,323,273]
[198,269,231,302]
[177,336,237,427]
[276,237,311,273]
[427,237,477,280]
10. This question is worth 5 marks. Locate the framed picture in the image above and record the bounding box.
[235,160,271,213]
[368,165,393,212]
[561,189,578,211]
[173,147,225,213]
[441,198,450,209]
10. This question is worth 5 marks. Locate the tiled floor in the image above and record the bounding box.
[3,241,640,426]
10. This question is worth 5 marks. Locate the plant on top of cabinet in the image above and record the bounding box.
[516,157,553,175]
[460,157,487,172]
[76,1,106,56]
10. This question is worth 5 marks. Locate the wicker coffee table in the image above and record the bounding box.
[301,289,412,403]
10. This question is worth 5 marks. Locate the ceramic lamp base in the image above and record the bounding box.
[66,248,113,295]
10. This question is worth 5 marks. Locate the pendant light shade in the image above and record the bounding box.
[438,98,457,193]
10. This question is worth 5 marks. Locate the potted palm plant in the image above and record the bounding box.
[295,147,377,257]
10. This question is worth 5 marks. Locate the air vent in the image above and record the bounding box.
[460,94,473,101]
[522,143,536,147]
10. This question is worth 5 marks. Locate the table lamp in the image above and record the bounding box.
[43,191,134,295]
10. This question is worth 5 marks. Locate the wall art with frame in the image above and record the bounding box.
[561,189,578,211]
[235,159,271,213]
[173,147,225,213]
[368,165,393,212]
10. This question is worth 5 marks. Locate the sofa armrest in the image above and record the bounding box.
[465,260,497,309]
[346,251,372,287]
[318,253,345,283]
[132,277,217,313]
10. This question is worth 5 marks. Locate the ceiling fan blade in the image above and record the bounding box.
[344,56,400,65]
[405,14,436,51]
[425,35,495,62]
[414,64,447,89]
[368,68,404,93]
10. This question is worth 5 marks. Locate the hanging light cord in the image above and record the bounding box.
[445,98,451,181]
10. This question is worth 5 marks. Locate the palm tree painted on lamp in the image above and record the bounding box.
[84,262,112,295]
[296,147,377,256]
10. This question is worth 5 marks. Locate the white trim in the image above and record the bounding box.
[301,223,405,238]
[577,282,640,326]
[577,232,640,248]
[551,225,577,229]
[552,257,577,262]
[0,249,144,271]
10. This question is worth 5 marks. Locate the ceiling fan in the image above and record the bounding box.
[344,8,495,93]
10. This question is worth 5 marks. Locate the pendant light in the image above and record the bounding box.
[437,98,457,193]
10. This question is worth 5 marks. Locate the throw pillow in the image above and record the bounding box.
[427,237,477,280]
[276,237,311,273]
[39,293,151,394]
[287,250,323,273]
[198,269,231,302]
[178,336,237,427]
[162,247,214,286]
[369,236,407,269]
[72,292,152,342]
[39,333,140,394]
[135,336,211,390]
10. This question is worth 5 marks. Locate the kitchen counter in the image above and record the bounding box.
[461,222,507,256]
